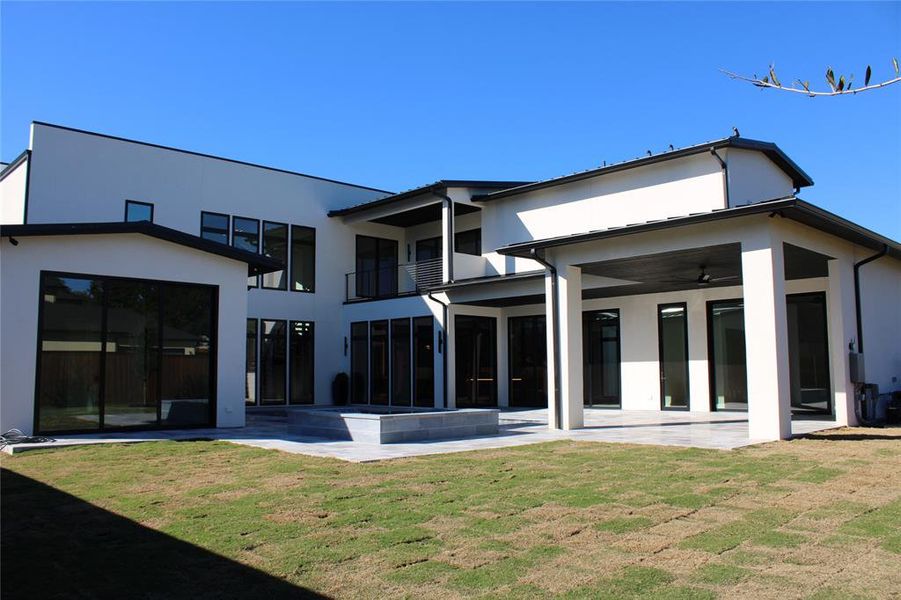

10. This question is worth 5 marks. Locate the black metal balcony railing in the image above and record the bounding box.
[345,257,443,301]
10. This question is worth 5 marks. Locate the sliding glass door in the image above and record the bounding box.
[658,303,689,410]
[707,300,748,411]
[36,272,216,434]
[583,309,621,408]
[508,315,547,408]
[455,315,497,408]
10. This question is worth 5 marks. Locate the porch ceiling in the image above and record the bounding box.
[372,201,479,227]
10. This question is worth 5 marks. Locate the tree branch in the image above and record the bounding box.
[721,68,901,97]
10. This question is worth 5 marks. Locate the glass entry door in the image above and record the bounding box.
[583,310,621,408]
[787,293,831,415]
[455,315,497,407]
[707,300,748,411]
[508,315,547,408]
[658,303,690,410]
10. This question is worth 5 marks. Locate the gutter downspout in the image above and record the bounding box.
[852,244,888,427]
[529,248,562,430]
[432,190,455,283]
[427,291,450,409]
[853,244,888,353]
[710,148,730,207]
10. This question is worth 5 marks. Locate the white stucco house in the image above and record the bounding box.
[1,122,898,442]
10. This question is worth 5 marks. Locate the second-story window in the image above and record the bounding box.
[232,216,260,288]
[200,211,229,244]
[125,200,154,223]
[291,225,315,292]
[455,228,481,256]
[262,221,288,290]
[356,235,398,298]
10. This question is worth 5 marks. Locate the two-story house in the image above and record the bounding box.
[2,122,898,442]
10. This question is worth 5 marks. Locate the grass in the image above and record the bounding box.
[2,427,900,599]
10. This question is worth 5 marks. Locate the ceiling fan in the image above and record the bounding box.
[663,265,740,286]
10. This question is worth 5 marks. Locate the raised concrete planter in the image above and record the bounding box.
[288,406,500,444]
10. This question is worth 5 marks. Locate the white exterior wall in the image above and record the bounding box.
[480,154,727,275]
[859,257,901,392]
[23,123,395,406]
[0,233,249,435]
[0,156,28,224]
[726,149,795,207]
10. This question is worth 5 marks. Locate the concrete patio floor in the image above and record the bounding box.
[2,408,842,461]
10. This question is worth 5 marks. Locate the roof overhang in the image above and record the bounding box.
[475,138,814,203]
[0,221,284,276]
[497,197,900,261]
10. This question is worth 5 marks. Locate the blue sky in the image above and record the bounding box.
[2,1,899,238]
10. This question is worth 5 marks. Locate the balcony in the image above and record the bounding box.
[345,257,443,302]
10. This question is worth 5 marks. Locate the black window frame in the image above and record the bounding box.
[290,225,316,293]
[657,302,690,411]
[124,200,154,223]
[355,235,398,299]
[259,319,288,405]
[582,308,622,408]
[350,321,369,404]
[245,318,259,406]
[261,220,289,291]
[454,228,482,256]
[34,270,218,435]
[706,298,748,412]
[288,320,315,405]
[200,211,230,244]
[232,216,260,288]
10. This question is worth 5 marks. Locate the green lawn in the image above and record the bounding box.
[2,428,900,599]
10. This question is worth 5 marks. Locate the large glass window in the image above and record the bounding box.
[291,225,316,292]
[36,273,216,433]
[289,321,314,404]
[658,303,689,409]
[370,320,389,405]
[262,221,288,290]
[787,293,831,415]
[260,320,286,405]
[201,211,229,244]
[160,285,214,426]
[125,200,154,222]
[508,315,547,408]
[416,237,442,261]
[455,229,481,256]
[391,319,412,406]
[350,322,368,404]
[37,276,104,432]
[232,217,260,287]
[104,280,160,428]
[356,235,398,298]
[708,300,747,411]
[246,319,258,406]
[455,315,497,408]
[583,310,621,408]
[413,317,435,408]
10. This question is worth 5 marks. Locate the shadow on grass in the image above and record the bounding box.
[1,468,328,600]
[798,429,901,442]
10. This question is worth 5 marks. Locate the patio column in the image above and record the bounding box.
[546,263,584,430]
[741,227,792,441]
[827,255,857,426]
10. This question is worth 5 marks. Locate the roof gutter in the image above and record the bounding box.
[431,189,455,283]
[529,248,561,430]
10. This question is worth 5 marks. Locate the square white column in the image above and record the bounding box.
[441,200,453,283]
[741,229,792,441]
[546,264,584,430]
[827,255,857,426]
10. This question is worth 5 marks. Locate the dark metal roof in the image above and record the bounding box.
[30,121,392,194]
[497,197,900,261]
[475,137,814,203]
[328,180,532,218]
[0,221,284,275]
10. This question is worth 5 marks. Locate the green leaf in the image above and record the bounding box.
[865,65,872,86]
[826,67,836,91]
[838,75,845,91]
[769,65,781,87]
[894,57,900,75]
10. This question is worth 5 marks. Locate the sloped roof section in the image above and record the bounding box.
[476,137,814,203]
[0,221,284,275]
